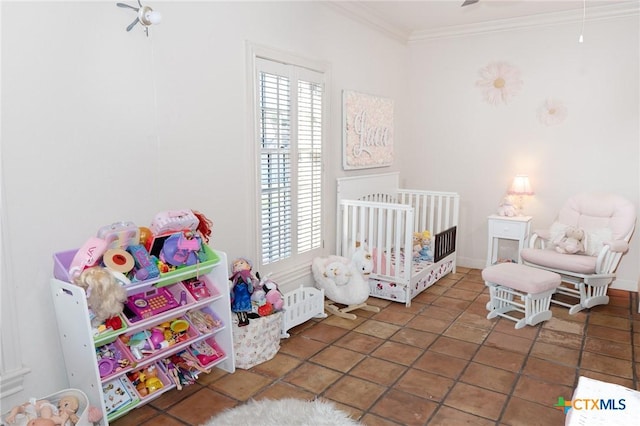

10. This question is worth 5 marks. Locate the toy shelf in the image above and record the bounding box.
[50,248,235,425]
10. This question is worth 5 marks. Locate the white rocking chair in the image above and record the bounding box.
[520,192,636,314]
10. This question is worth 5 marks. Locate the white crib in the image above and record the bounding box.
[337,172,459,307]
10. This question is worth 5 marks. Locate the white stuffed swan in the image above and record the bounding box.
[312,245,379,319]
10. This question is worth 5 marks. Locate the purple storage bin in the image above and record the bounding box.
[53,249,78,283]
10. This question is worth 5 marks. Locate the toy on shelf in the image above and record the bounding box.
[95,342,132,379]
[127,244,160,281]
[192,210,213,244]
[126,364,164,397]
[125,287,180,321]
[185,308,222,334]
[190,339,224,365]
[229,258,256,327]
[166,350,211,388]
[183,278,211,300]
[160,231,203,267]
[72,267,127,327]
[120,319,191,360]
[162,358,182,390]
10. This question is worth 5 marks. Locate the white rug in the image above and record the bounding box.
[202,398,362,426]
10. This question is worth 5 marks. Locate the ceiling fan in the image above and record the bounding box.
[461,0,480,6]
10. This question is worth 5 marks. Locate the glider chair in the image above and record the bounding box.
[520,192,636,314]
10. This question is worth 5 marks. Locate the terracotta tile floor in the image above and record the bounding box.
[111,267,639,425]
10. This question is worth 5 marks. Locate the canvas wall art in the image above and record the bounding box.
[342,90,394,170]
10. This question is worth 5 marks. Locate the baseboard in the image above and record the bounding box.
[610,278,637,292]
[457,256,486,270]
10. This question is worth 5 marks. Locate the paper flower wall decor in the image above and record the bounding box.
[476,61,523,106]
[537,98,568,126]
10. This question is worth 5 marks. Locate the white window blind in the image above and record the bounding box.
[256,57,324,269]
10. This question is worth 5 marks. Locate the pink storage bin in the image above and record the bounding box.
[185,307,224,334]
[96,338,135,381]
[120,317,200,363]
[189,337,226,369]
[126,362,172,399]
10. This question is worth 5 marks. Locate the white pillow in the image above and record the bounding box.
[549,221,569,244]
[585,228,613,256]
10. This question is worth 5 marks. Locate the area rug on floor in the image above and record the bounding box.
[202,397,362,426]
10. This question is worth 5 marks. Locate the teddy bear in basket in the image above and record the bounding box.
[554,226,587,255]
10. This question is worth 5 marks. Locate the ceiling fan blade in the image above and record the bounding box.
[461,0,480,6]
[116,2,138,11]
[126,17,140,32]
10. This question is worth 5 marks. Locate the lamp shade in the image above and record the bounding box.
[508,175,534,196]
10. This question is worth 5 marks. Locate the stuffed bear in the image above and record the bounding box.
[497,197,517,217]
[555,226,586,254]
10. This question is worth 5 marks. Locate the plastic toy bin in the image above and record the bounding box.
[126,362,173,400]
[53,245,220,289]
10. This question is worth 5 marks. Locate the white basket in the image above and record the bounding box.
[1,388,92,426]
[232,312,283,369]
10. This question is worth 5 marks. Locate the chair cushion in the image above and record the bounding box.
[482,263,560,293]
[559,193,636,241]
[521,248,596,274]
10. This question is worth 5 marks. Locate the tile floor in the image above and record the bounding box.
[111,267,639,425]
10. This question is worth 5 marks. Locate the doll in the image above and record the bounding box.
[73,267,127,327]
[6,395,79,426]
[229,258,256,326]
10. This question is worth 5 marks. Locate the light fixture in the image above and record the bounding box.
[117,1,162,37]
[507,175,534,215]
[578,0,586,43]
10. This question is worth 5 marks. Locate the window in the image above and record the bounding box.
[254,55,326,275]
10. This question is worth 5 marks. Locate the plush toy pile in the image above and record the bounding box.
[229,257,284,327]
[412,230,433,262]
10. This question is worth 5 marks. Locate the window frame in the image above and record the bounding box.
[247,43,330,283]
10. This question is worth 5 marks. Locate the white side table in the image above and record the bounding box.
[487,215,532,266]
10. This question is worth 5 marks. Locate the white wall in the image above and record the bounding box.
[1,1,407,408]
[402,13,639,288]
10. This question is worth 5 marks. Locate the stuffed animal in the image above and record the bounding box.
[497,197,517,217]
[323,261,351,286]
[73,267,127,327]
[412,232,422,260]
[263,280,284,311]
[555,226,586,254]
[312,245,373,306]
[417,231,433,262]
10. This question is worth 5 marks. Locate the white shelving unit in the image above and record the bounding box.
[50,248,234,425]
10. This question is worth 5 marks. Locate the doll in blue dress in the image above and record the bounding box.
[229,258,256,326]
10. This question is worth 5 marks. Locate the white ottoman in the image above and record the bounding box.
[482,263,561,329]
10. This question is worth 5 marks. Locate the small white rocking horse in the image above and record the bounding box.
[311,244,380,320]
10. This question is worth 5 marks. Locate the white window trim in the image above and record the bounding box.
[245,42,331,286]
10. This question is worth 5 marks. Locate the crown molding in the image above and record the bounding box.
[410,1,639,42]
[325,1,639,44]
[324,1,411,44]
